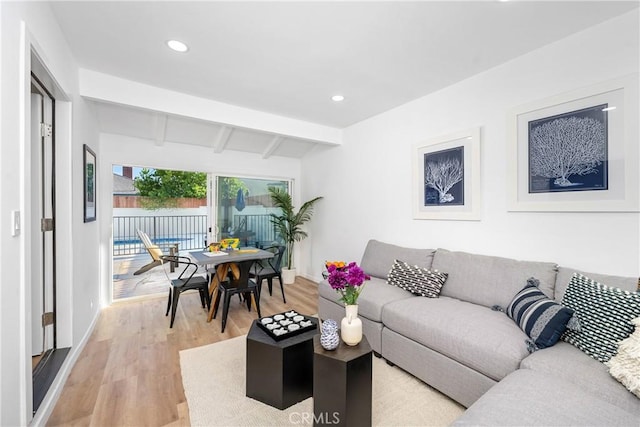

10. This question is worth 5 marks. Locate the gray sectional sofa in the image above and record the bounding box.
[318,239,640,426]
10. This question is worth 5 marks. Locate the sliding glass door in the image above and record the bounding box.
[211,176,290,248]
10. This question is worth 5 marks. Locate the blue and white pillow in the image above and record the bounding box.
[506,277,575,351]
[561,273,640,363]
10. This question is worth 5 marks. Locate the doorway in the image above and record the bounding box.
[112,165,208,300]
[30,73,69,414]
[30,76,55,366]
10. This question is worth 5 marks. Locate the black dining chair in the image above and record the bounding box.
[162,255,210,328]
[249,245,286,303]
[212,259,262,333]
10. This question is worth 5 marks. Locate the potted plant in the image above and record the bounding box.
[268,187,322,284]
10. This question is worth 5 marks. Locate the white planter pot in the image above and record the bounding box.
[281,268,296,285]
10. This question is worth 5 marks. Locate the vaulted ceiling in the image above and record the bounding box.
[51,1,638,159]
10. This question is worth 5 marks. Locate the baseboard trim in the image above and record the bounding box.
[31,308,101,426]
[298,272,320,283]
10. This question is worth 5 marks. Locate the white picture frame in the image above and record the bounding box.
[507,74,639,212]
[413,127,481,221]
[83,144,97,222]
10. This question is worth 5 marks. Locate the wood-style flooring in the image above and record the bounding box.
[46,278,319,426]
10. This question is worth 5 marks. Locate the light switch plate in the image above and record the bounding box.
[11,210,20,236]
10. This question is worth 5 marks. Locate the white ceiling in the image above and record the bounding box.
[50,1,638,158]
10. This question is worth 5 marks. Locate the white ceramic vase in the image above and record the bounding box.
[341,304,363,346]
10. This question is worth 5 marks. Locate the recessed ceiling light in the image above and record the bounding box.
[331,95,345,102]
[167,40,189,53]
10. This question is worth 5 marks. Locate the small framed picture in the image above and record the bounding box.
[413,128,481,221]
[507,75,639,212]
[83,144,96,222]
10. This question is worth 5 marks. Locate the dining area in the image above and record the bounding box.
[164,238,287,332]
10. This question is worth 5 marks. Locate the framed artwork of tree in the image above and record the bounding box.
[413,127,481,221]
[508,74,639,212]
[529,104,608,193]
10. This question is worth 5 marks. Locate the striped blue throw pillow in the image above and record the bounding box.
[507,277,574,351]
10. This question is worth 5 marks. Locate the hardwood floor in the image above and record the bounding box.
[46,278,319,426]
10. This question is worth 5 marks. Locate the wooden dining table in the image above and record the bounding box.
[189,248,274,322]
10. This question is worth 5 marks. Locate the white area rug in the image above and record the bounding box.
[180,335,464,426]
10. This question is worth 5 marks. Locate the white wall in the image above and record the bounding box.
[99,133,302,303]
[0,2,101,425]
[301,11,640,281]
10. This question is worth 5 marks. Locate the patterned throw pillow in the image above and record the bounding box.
[562,273,640,363]
[606,317,640,398]
[506,277,575,350]
[387,259,448,298]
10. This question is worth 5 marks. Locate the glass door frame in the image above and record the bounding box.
[207,173,294,247]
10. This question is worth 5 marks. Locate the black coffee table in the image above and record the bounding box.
[246,318,318,409]
[313,335,372,427]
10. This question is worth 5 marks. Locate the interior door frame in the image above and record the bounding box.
[30,75,57,359]
[26,45,74,425]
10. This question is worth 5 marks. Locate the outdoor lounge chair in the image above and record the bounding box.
[134,230,164,275]
[135,229,180,275]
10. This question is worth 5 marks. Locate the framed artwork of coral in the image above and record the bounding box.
[413,127,481,221]
[508,75,638,212]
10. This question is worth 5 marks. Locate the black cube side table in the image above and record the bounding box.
[246,319,318,409]
[313,335,372,427]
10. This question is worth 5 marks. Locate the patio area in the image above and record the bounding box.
[113,253,184,299]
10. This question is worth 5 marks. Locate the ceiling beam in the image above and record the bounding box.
[79,69,343,145]
[153,113,167,146]
[262,135,284,159]
[213,126,233,153]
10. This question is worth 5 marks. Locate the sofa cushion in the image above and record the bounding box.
[521,342,640,416]
[360,240,435,279]
[387,259,448,298]
[318,277,413,322]
[554,266,639,301]
[607,317,640,399]
[506,277,574,350]
[382,296,530,381]
[561,273,640,363]
[432,249,557,309]
[452,369,640,426]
